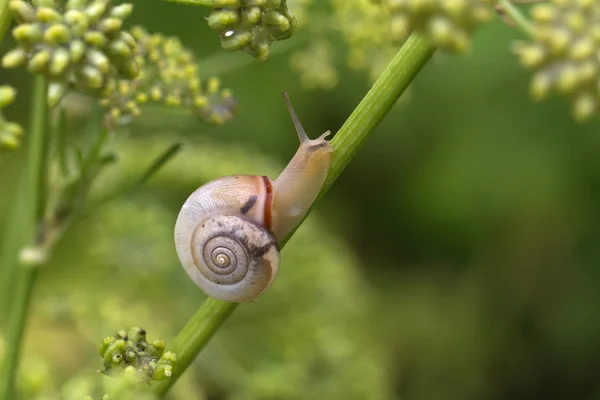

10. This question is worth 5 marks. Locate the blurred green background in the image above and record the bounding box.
[2,0,600,399]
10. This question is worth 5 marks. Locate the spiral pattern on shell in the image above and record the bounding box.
[187,214,280,302]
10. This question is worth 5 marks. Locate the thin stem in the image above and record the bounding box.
[151,32,436,398]
[497,0,535,37]
[163,0,212,7]
[0,75,48,400]
[0,0,12,47]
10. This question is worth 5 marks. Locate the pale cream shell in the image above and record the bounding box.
[174,175,280,302]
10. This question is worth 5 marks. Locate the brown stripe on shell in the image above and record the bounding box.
[261,175,273,230]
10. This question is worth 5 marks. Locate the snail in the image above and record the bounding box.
[174,92,334,302]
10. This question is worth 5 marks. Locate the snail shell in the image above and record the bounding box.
[174,175,280,302]
[174,92,333,303]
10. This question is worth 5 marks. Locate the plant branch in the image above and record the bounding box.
[0,0,12,47]
[0,75,48,400]
[150,32,436,398]
[163,0,212,7]
[496,0,535,37]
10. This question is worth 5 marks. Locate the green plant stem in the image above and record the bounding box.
[497,0,535,37]
[0,76,48,400]
[151,32,436,398]
[163,0,212,7]
[0,0,12,47]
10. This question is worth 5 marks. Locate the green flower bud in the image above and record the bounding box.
[152,365,172,380]
[48,81,68,107]
[4,122,24,136]
[43,23,71,45]
[118,31,136,49]
[530,72,551,100]
[116,61,138,80]
[569,37,594,60]
[64,10,89,34]
[102,338,126,364]
[151,339,165,358]
[127,326,146,343]
[99,336,116,356]
[109,3,132,19]
[98,18,122,34]
[0,132,19,149]
[515,43,546,68]
[221,31,252,51]
[35,6,62,22]
[69,39,86,62]
[107,39,131,58]
[0,86,17,107]
[2,48,27,68]
[573,92,597,122]
[263,9,291,35]
[84,1,107,22]
[241,7,262,27]
[27,50,51,73]
[12,23,42,45]
[84,30,107,47]
[10,0,35,22]
[79,65,104,88]
[49,48,70,76]
[208,10,239,32]
[86,48,110,73]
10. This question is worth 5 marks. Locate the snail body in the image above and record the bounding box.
[174,93,333,302]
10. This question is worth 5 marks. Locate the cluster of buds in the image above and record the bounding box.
[0,86,24,150]
[100,26,237,129]
[372,0,493,53]
[99,326,176,382]
[2,0,139,107]
[207,0,297,61]
[513,0,600,122]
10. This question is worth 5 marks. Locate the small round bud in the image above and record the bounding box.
[12,23,42,45]
[0,132,19,149]
[530,73,552,101]
[49,48,70,76]
[109,3,132,19]
[221,31,252,51]
[207,10,239,32]
[10,0,35,22]
[0,86,17,107]
[64,10,89,34]
[241,7,262,27]
[3,122,24,136]
[43,23,71,45]
[69,39,87,62]
[35,6,62,22]
[27,50,51,73]
[98,18,122,34]
[86,48,110,73]
[84,1,107,22]
[84,30,107,47]
[107,39,131,58]
[2,48,27,68]
[573,93,597,122]
[79,65,103,89]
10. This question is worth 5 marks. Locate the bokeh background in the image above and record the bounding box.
[2,0,600,399]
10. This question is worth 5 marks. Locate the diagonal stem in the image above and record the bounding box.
[151,31,436,398]
[496,0,535,37]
